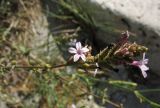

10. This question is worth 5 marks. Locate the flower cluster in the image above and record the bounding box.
[68,31,149,78]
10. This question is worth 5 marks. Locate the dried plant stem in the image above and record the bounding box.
[0,63,70,70]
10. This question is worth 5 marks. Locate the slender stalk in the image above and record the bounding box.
[138,88,160,93]
[0,63,70,70]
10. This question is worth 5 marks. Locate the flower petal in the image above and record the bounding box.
[143,59,148,64]
[94,69,98,77]
[80,54,86,61]
[73,54,80,62]
[131,61,140,66]
[140,65,149,71]
[68,47,77,54]
[76,42,82,50]
[141,70,147,78]
[81,47,89,53]
[96,62,99,67]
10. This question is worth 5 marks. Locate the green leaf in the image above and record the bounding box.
[134,90,160,108]
[109,80,137,90]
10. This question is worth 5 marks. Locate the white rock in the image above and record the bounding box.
[91,0,160,35]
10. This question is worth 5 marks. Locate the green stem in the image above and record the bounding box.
[138,88,160,93]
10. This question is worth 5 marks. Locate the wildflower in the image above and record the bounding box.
[131,53,149,78]
[68,42,89,62]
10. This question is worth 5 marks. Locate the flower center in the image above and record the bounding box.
[77,49,83,55]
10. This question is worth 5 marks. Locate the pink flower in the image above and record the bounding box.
[68,42,89,62]
[131,53,149,78]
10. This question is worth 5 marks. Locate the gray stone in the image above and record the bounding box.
[29,11,64,64]
[0,101,7,108]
